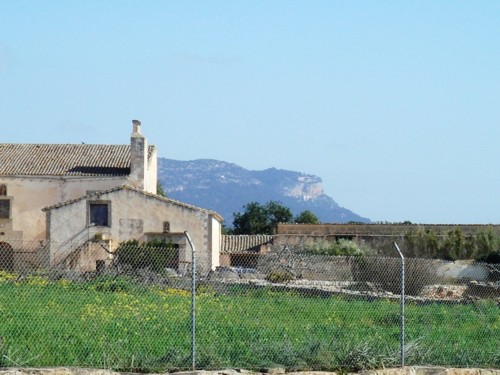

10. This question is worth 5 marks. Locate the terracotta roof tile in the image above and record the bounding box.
[0,144,155,177]
[221,235,274,253]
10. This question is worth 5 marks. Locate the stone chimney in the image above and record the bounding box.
[129,120,147,190]
[132,119,142,134]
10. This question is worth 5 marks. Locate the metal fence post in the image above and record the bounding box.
[185,231,196,370]
[393,242,405,367]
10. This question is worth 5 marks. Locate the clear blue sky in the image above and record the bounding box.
[2,1,499,224]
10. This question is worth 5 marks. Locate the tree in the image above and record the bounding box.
[294,210,319,224]
[439,229,467,260]
[266,201,294,228]
[233,202,268,234]
[157,181,167,197]
[232,201,293,234]
[222,223,234,235]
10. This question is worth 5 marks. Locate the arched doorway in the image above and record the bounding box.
[0,242,14,271]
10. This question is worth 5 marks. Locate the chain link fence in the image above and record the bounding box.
[0,237,498,372]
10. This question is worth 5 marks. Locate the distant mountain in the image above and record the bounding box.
[157,158,370,226]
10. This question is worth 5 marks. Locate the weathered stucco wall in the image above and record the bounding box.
[143,146,158,194]
[46,187,222,272]
[209,215,221,270]
[0,176,128,243]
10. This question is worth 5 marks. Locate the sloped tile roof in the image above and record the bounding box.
[221,235,274,254]
[0,144,155,177]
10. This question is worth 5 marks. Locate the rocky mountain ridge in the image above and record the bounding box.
[157,158,370,226]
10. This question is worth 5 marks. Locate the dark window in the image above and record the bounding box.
[163,221,170,233]
[0,185,6,196]
[0,200,10,219]
[89,204,109,226]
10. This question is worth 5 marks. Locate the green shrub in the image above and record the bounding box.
[89,275,136,293]
[403,228,439,258]
[116,239,178,272]
[266,269,295,283]
[306,239,368,257]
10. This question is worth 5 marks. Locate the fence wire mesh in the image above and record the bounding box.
[0,238,498,372]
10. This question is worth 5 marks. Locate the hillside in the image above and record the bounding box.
[157,158,370,226]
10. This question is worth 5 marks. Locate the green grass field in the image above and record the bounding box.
[0,273,498,372]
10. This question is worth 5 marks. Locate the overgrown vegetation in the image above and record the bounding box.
[157,181,167,197]
[404,228,500,261]
[305,238,370,257]
[265,269,295,283]
[116,239,178,272]
[0,272,498,372]
[304,227,500,261]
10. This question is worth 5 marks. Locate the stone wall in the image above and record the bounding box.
[256,251,356,281]
[254,245,497,285]
[274,223,500,257]
[276,223,500,237]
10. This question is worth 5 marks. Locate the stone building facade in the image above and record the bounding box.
[0,120,222,272]
[43,185,222,273]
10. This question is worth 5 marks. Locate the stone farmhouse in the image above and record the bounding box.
[0,121,222,272]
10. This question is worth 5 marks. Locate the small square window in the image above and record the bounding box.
[0,199,10,219]
[89,203,109,226]
[163,221,170,233]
